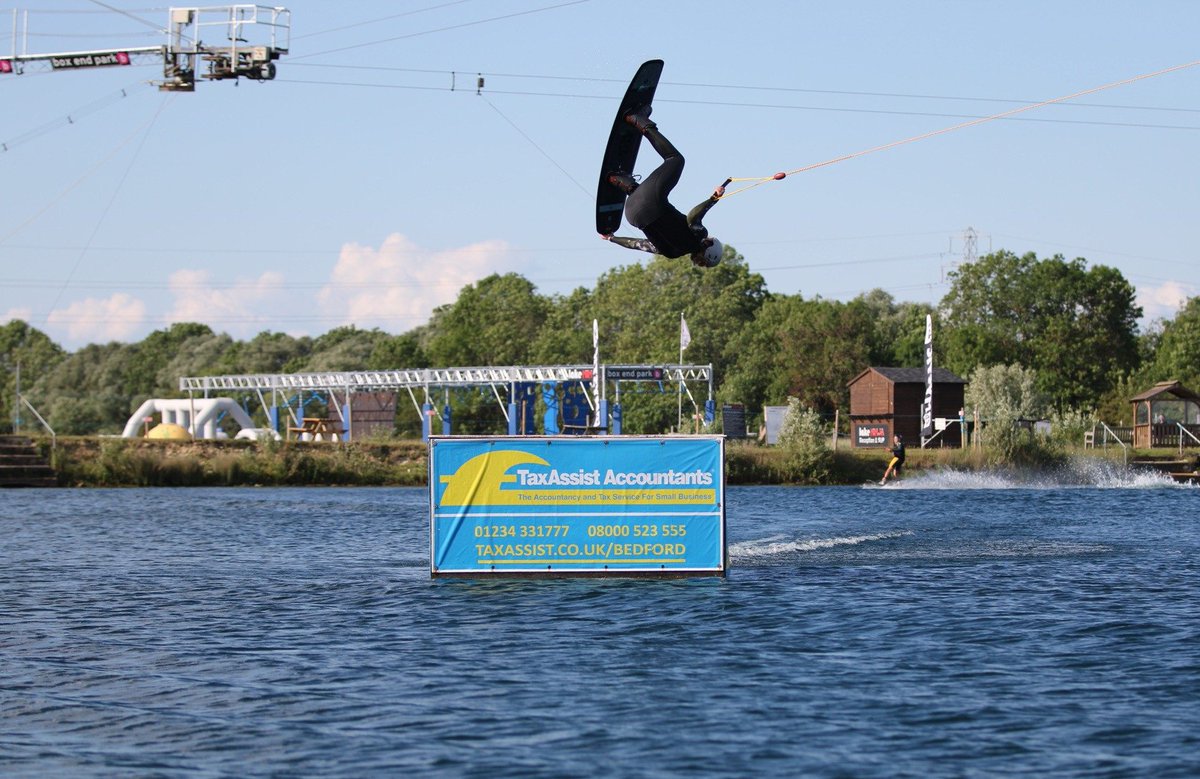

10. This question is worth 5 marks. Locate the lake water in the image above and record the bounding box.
[2,464,1197,777]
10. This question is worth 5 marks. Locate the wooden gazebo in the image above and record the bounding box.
[1130,381,1200,449]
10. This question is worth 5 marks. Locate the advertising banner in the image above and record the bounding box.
[854,423,890,447]
[429,436,725,577]
[606,366,665,381]
[50,51,131,70]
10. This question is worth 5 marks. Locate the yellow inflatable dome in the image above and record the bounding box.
[146,422,192,440]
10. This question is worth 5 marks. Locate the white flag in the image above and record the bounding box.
[592,318,600,410]
[680,316,692,352]
[592,318,599,374]
[922,313,934,438]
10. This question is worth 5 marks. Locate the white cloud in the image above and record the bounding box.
[166,269,289,336]
[2,307,34,326]
[316,233,514,331]
[24,237,518,348]
[46,293,146,344]
[1137,280,1195,323]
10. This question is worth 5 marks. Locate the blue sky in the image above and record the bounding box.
[2,0,1197,350]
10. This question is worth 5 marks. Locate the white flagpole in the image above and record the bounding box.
[678,313,683,430]
[592,318,600,420]
[678,313,689,431]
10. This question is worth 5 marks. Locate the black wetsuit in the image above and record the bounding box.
[609,126,718,260]
[890,439,906,474]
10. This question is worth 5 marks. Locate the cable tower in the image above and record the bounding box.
[1,5,290,92]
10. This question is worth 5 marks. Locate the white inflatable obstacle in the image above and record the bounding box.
[122,398,256,440]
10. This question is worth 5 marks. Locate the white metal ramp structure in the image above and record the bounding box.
[1,5,290,92]
[178,364,716,440]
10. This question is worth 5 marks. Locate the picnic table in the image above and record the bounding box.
[288,417,343,441]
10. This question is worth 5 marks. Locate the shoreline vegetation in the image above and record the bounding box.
[29,436,1176,488]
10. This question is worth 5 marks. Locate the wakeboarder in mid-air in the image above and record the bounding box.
[595,60,725,268]
[601,105,725,268]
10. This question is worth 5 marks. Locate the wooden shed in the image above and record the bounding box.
[1130,381,1200,449]
[848,366,967,448]
[348,391,397,441]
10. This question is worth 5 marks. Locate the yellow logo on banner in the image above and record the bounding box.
[439,450,549,507]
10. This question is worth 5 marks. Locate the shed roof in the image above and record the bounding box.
[1130,380,1200,403]
[848,366,967,387]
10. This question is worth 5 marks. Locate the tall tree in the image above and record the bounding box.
[33,341,137,434]
[776,297,877,415]
[720,294,802,416]
[964,363,1047,421]
[964,363,1056,465]
[852,289,937,367]
[126,323,216,400]
[34,325,230,434]
[368,329,430,370]
[531,287,595,365]
[940,250,1141,409]
[722,294,877,420]
[224,330,312,374]
[587,247,768,432]
[158,332,236,389]
[590,247,766,371]
[419,274,551,433]
[1149,296,1200,388]
[306,326,392,371]
[426,274,550,366]
[0,320,66,433]
[940,250,1038,370]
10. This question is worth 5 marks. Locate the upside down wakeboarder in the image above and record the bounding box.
[602,106,725,268]
[596,60,725,268]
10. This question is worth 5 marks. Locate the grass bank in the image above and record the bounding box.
[34,436,1159,488]
[44,437,427,487]
[724,441,1006,485]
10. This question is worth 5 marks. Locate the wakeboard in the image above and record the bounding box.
[596,59,664,235]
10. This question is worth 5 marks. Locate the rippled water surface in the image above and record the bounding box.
[2,471,1198,778]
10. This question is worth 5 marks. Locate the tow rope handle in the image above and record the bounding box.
[721,173,785,198]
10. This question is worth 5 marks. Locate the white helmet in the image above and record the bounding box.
[701,238,723,267]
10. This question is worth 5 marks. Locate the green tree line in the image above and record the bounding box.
[2,245,1197,436]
